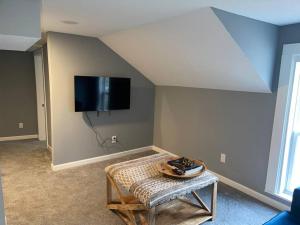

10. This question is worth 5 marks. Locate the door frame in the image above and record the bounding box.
[33,49,47,141]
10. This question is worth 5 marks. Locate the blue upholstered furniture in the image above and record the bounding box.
[264,188,300,225]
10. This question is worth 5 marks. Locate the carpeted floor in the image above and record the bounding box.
[0,140,278,225]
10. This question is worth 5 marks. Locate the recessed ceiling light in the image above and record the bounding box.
[61,20,79,25]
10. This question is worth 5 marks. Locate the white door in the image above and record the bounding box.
[34,49,47,141]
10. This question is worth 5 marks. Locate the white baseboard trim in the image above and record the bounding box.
[51,146,153,171]
[0,134,38,142]
[50,144,290,211]
[152,146,290,211]
[152,146,178,156]
[211,171,290,211]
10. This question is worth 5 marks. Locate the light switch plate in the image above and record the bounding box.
[220,153,226,163]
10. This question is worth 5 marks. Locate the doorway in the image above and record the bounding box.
[33,49,47,141]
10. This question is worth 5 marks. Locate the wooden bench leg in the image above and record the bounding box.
[106,174,143,225]
[192,191,210,211]
[210,182,218,221]
[148,207,156,225]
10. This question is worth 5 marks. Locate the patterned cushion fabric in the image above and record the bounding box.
[105,153,218,208]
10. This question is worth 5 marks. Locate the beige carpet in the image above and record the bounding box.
[0,140,278,225]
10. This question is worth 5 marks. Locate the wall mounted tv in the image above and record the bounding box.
[74,76,131,112]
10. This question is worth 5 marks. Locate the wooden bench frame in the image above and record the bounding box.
[106,174,218,225]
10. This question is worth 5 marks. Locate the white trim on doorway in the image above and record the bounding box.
[47,145,53,153]
[33,49,47,141]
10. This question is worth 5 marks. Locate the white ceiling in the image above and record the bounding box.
[0,34,40,51]
[101,8,270,93]
[42,0,300,37]
[0,0,40,51]
[40,0,292,92]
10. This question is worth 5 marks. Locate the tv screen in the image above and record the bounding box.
[74,76,131,112]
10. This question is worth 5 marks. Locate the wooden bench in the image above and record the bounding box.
[105,153,218,225]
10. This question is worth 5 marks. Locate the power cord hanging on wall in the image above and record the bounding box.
[84,112,125,150]
[85,112,110,147]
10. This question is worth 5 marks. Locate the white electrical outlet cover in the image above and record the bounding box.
[220,153,226,163]
[111,136,117,143]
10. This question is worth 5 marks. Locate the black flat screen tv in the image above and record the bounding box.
[74,76,131,112]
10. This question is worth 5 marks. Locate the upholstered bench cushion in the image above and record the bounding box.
[105,153,218,208]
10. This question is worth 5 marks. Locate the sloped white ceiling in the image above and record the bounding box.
[42,0,300,37]
[100,8,271,93]
[0,0,41,51]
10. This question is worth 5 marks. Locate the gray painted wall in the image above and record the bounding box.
[0,50,38,137]
[154,86,276,193]
[47,32,154,165]
[154,23,300,206]
[213,8,278,91]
